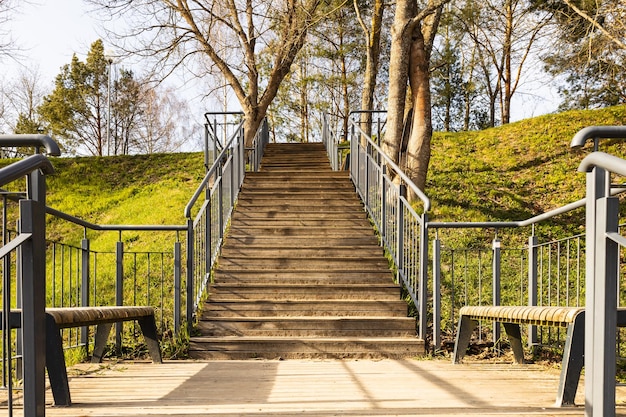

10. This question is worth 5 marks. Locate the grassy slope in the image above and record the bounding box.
[44,152,205,251]
[428,105,626,237]
[37,105,626,250]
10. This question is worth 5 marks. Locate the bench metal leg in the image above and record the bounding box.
[453,316,478,363]
[556,312,585,406]
[92,323,114,363]
[45,314,71,406]
[502,323,525,364]
[138,316,163,363]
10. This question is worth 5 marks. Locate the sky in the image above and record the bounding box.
[4,0,559,128]
[7,0,102,84]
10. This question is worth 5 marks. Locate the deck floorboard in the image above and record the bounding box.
[5,359,626,416]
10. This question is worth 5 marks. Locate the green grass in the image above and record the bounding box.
[428,105,626,243]
[44,152,205,250]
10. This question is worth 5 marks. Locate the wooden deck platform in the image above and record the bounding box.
[4,359,626,416]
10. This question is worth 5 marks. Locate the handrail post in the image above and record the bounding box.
[588,196,618,417]
[380,165,387,242]
[365,141,370,208]
[115,239,124,351]
[173,240,181,336]
[432,235,441,350]
[20,198,46,417]
[204,123,210,172]
[585,165,608,416]
[527,235,538,350]
[186,219,194,334]
[218,161,225,242]
[584,162,615,417]
[81,238,90,353]
[419,211,429,341]
[492,238,501,350]
[396,185,406,288]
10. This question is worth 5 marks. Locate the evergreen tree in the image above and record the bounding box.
[39,39,109,155]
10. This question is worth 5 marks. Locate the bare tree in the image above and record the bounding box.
[459,0,552,125]
[562,0,626,50]
[133,85,189,154]
[0,0,20,61]
[88,0,327,146]
[4,66,46,133]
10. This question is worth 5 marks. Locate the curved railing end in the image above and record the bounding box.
[0,134,61,156]
[570,126,626,149]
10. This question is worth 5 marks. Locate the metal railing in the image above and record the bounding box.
[1,115,269,415]
[570,126,626,417]
[184,115,268,330]
[41,212,186,347]
[0,135,59,417]
[325,113,626,359]
[339,111,431,339]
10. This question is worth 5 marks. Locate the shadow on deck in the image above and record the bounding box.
[34,359,626,416]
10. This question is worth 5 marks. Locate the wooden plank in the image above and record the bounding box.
[4,359,620,416]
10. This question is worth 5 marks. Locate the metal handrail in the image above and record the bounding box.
[0,134,61,156]
[428,188,625,230]
[0,154,54,186]
[185,120,244,219]
[46,206,186,232]
[578,151,626,175]
[349,119,431,211]
[570,126,626,149]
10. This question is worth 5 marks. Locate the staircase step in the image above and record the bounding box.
[189,336,425,360]
[213,271,395,285]
[226,226,375,237]
[219,247,383,257]
[207,283,400,301]
[223,235,379,246]
[231,211,366,221]
[216,257,389,270]
[196,317,416,337]
[202,300,408,317]
[227,218,371,228]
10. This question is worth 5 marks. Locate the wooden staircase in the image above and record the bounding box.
[189,142,425,359]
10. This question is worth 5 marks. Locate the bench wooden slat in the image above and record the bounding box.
[46,306,156,327]
[458,305,584,327]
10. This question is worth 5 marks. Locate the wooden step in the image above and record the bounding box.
[216,257,390,270]
[207,283,401,301]
[189,336,425,360]
[196,317,416,337]
[202,300,408,317]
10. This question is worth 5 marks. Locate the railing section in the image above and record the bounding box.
[0,135,59,417]
[1,118,269,416]
[325,112,432,340]
[184,115,269,330]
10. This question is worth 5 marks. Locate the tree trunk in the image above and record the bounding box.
[358,0,385,139]
[502,0,513,125]
[383,0,416,165]
[404,24,432,193]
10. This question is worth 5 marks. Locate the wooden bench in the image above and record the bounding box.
[1,306,162,406]
[452,305,626,406]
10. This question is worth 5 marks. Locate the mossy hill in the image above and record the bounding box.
[10,105,626,252]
